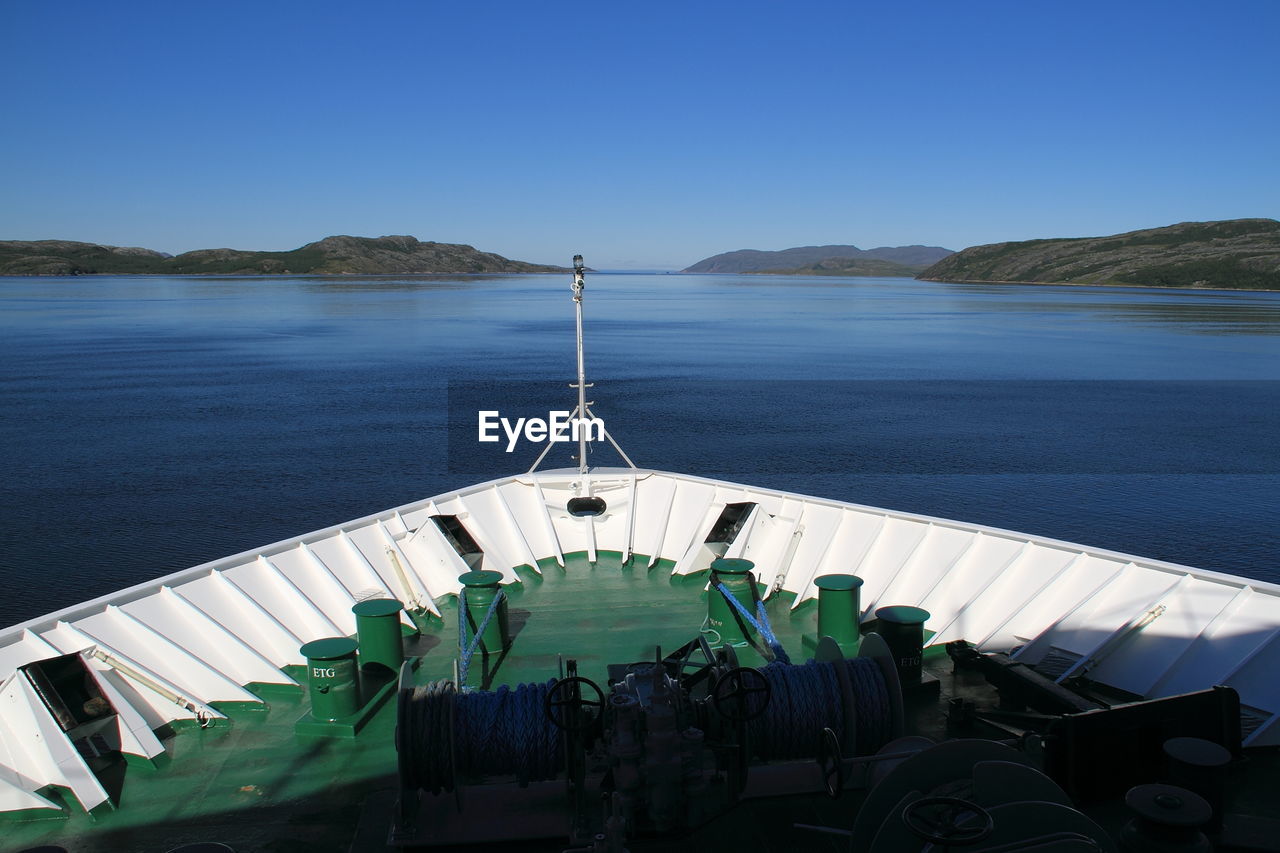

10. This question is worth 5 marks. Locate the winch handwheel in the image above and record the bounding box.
[901,796,995,846]
[544,675,604,733]
[818,726,846,799]
[711,666,770,722]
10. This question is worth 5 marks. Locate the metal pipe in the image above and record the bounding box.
[572,255,589,481]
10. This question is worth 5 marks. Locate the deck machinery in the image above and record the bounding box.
[386,557,1245,853]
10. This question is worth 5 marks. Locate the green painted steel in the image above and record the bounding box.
[300,637,360,721]
[707,557,757,645]
[352,598,405,672]
[459,570,508,652]
[815,574,863,654]
[873,605,931,685]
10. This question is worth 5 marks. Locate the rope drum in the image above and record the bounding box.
[398,678,563,793]
[748,658,891,760]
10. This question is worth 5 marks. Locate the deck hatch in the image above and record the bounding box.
[429,515,484,567]
[705,502,757,545]
[20,653,112,733]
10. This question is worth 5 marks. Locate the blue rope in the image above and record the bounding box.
[748,658,890,760]
[457,588,506,688]
[400,678,563,792]
[453,680,563,785]
[713,581,792,664]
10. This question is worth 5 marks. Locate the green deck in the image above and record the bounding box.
[11,551,1272,853]
[4,552,844,853]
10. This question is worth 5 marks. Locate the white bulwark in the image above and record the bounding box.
[1,467,1279,816]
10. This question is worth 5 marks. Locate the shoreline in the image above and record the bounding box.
[915,276,1280,295]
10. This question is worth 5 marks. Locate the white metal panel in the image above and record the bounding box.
[722,503,761,561]
[490,483,540,569]
[36,624,208,726]
[77,607,261,705]
[1150,587,1280,696]
[583,478,635,558]
[853,517,931,616]
[1018,568,1177,666]
[397,504,438,538]
[498,480,557,567]
[265,545,358,634]
[633,475,676,566]
[922,535,1028,644]
[528,479,566,566]
[779,502,844,601]
[658,479,716,567]
[221,559,340,641]
[456,493,524,577]
[740,498,804,590]
[122,588,295,688]
[303,535,390,602]
[673,496,730,575]
[1098,579,1247,696]
[930,543,1077,650]
[83,664,165,761]
[0,630,61,675]
[536,483,592,558]
[0,765,60,815]
[0,674,111,813]
[397,518,477,598]
[1216,628,1280,718]
[1007,559,1135,664]
[979,551,1107,651]
[872,524,976,615]
[374,523,441,616]
[171,571,305,667]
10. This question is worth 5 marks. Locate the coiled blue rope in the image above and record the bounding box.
[457,587,505,687]
[398,678,563,793]
[748,658,890,760]
[454,680,563,785]
[713,582,792,664]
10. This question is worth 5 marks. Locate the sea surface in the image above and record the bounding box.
[2,273,1279,627]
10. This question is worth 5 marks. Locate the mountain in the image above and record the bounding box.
[0,235,564,276]
[919,219,1280,290]
[682,244,954,275]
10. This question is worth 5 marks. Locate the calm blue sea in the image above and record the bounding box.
[2,273,1278,627]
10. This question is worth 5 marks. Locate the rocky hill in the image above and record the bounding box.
[919,219,1280,290]
[0,235,563,276]
[683,244,954,276]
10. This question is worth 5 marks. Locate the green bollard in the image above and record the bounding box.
[352,598,404,672]
[816,574,864,655]
[874,605,931,685]
[300,637,360,721]
[707,557,758,645]
[459,570,508,653]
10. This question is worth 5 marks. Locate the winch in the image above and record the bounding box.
[392,631,902,849]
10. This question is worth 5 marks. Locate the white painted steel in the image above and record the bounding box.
[2,465,1279,815]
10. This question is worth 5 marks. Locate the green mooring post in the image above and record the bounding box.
[874,605,931,685]
[708,557,758,645]
[816,574,864,654]
[352,598,404,672]
[300,637,360,721]
[459,570,508,653]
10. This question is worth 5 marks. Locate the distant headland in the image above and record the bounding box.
[682,244,954,277]
[918,219,1280,291]
[0,235,564,276]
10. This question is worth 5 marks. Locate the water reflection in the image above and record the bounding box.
[931,280,1280,336]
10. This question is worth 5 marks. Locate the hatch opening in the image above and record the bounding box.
[705,502,757,546]
[430,515,484,569]
[567,496,607,517]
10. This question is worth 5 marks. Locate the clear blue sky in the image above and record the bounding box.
[2,0,1277,269]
